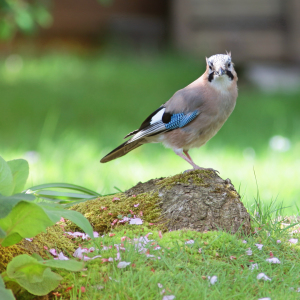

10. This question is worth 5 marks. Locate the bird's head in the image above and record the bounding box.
[206,53,237,84]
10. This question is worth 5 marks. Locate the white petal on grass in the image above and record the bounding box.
[207,276,217,285]
[129,218,143,225]
[50,249,57,256]
[289,238,298,244]
[158,283,163,288]
[249,263,258,271]
[25,238,33,242]
[117,261,131,268]
[73,247,83,259]
[277,240,281,244]
[255,244,264,250]
[257,273,271,281]
[266,257,280,264]
[57,252,69,260]
[246,248,253,255]
[160,289,166,295]
[185,240,194,245]
[109,277,120,283]
[91,255,102,260]
[162,296,175,300]
[258,298,271,300]
[242,240,247,244]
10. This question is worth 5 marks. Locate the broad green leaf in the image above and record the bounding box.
[7,159,29,194]
[0,232,22,247]
[0,201,53,247]
[0,156,14,196]
[0,193,35,219]
[0,227,6,239]
[0,276,15,300]
[7,255,62,296]
[40,203,94,239]
[42,259,84,271]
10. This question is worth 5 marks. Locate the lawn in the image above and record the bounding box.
[0,51,300,212]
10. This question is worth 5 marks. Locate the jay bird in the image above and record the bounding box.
[100,53,238,170]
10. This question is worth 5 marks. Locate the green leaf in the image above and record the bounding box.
[0,276,15,300]
[7,159,29,194]
[27,182,101,197]
[0,201,53,247]
[6,255,62,296]
[40,203,94,239]
[0,193,35,219]
[42,259,84,271]
[0,156,14,196]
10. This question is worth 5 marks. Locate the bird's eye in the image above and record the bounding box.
[228,63,231,67]
[209,65,213,70]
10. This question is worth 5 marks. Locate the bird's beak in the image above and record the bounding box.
[218,68,225,76]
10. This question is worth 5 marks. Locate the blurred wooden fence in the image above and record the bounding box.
[172,0,300,62]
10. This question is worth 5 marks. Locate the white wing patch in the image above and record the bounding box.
[150,108,165,125]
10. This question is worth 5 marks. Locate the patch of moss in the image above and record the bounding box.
[0,244,27,272]
[156,170,213,190]
[16,225,76,260]
[65,192,162,233]
[1,225,76,273]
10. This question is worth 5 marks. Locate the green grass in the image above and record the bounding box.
[52,198,300,300]
[0,51,300,212]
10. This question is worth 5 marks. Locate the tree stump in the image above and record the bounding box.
[125,170,251,234]
[67,170,251,235]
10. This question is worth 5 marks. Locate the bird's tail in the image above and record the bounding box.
[100,139,145,163]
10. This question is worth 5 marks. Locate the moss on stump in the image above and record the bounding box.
[68,170,251,235]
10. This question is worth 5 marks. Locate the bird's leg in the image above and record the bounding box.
[175,150,219,173]
[174,149,201,169]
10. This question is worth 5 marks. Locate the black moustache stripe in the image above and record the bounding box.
[208,70,234,82]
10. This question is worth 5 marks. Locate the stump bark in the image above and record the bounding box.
[125,170,251,234]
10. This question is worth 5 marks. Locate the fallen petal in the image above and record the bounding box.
[266,257,280,264]
[185,240,194,245]
[289,238,298,244]
[246,248,253,255]
[158,231,163,239]
[249,263,258,271]
[57,252,69,260]
[208,275,217,285]
[158,283,163,288]
[255,244,263,250]
[50,249,58,256]
[162,296,175,300]
[277,240,281,244]
[117,261,131,268]
[257,273,271,281]
[129,218,143,225]
[134,203,139,207]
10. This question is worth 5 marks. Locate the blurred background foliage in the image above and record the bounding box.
[0,0,299,213]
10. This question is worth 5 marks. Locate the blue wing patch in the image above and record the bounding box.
[165,110,199,130]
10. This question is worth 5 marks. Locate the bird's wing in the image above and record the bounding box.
[127,107,199,143]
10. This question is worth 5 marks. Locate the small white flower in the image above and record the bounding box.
[277,240,281,244]
[57,252,69,260]
[158,283,163,288]
[117,261,131,268]
[266,257,281,264]
[257,273,271,281]
[242,240,247,244]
